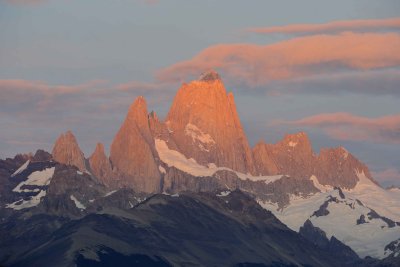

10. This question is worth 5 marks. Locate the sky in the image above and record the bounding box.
[0,0,399,187]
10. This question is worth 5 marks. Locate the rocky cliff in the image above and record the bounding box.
[88,142,113,187]
[253,132,373,188]
[165,70,256,174]
[109,96,161,193]
[51,131,87,172]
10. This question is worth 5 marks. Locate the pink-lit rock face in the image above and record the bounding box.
[52,131,87,172]
[165,70,256,175]
[89,142,113,187]
[315,146,375,189]
[253,132,374,189]
[253,132,315,178]
[109,96,161,193]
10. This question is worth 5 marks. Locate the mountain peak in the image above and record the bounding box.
[52,130,86,172]
[165,70,256,174]
[89,142,113,187]
[198,69,221,82]
[282,131,311,148]
[110,95,161,192]
[128,96,147,116]
[93,142,105,154]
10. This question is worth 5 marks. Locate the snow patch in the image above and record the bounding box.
[288,141,297,147]
[104,190,117,197]
[6,190,47,210]
[158,165,166,174]
[340,147,349,159]
[310,175,333,193]
[156,139,215,177]
[11,160,30,177]
[134,196,145,203]
[12,167,55,193]
[217,191,231,197]
[77,171,83,175]
[70,195,86,210]
[155,138,284,184]
[185,123,215,145]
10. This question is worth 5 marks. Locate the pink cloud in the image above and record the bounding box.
[157,32,400,86]
[247,17,400,35]
[280,112,400,144]
[0,79,107,110]
[115,80,164,92]
[372,168,400,183]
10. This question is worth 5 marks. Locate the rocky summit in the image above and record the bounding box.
[1,71,399,267]
[165,70,256,174]
[52,131,87,172]
[109,96,161,193]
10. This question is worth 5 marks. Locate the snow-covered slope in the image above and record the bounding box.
[259,173,400,259]
[6,165,56,210]
[155,138,283,184]
[346,170,400,222]
[11,160,30,177]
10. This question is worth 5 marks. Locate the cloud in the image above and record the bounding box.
[278,112,400,144]
[4,0,47,5]
[371,168,400,185]
[247,17,400,35]
[157,32,400,87]
[0,79,107,111]
[0,78,174,158]
[268,68,400,97]
[115,80,166,92]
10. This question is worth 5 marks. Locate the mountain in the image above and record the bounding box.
[253,132,314,178]
[89,143,113,187]
[165,70,256,174]
[109,96,161,193]
[259,173,400,260]
[315,146,375,189]
[0,163,365,267]
[253,132,373,189]
[1,70,399,266]
[52,131,87,172]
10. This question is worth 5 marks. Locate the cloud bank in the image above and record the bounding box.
[247,17,400,35]
[157,32,400,87]
[279,112,400,144]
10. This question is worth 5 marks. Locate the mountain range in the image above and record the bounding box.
[0,70,399,267]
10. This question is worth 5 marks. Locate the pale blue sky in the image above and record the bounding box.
[0,0,399,186]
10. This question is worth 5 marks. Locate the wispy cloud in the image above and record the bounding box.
[0,79,107,110]
[247,17,400,35]
[277,112,400,144]
[268,69,400,97]
[4,0,47,5]
[372,168,400,184]
[157,32,400,87]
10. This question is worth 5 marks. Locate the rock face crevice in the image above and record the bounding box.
[89,143,113,187]
[165,70,256,175]
[52,131,87,172]
[109,96,161,193]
